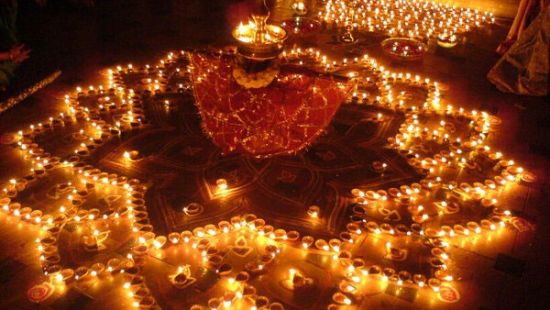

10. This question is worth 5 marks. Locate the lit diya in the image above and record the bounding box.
[332,292,352,305]
[232,16,287,61]
[216,178,228,193]
[437,32,458,48]
[372,161,388,173]
[83,229,109,252]
[169,265,196,289]
[182,202,203,216]
[281,18,320,35]
[123,150,142,161]
[282,268,313,290]
[292,1,307,16]
[307,205,320,219]
[381,37,427,61]
[384,242,408,261]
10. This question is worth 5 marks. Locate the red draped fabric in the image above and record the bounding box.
[189,52,351,157]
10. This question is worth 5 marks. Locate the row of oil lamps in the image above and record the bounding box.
[0,47,534,309]
[319,0,495,43]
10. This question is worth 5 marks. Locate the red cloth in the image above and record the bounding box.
[189,52,351,157]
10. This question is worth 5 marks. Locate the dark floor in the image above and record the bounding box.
[0,0,549,309]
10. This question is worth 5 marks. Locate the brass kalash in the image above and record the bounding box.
[231,3,287,88]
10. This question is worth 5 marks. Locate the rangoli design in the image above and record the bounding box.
[0,44,536,310]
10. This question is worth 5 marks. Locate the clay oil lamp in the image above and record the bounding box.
[282,268,313,290]
[169,265,196,289]
[255,296,270,309]
[217,263,233,276]
[74,266,92,282]
[137,296,156,309]
[106,258,122,273]
[332,292,352,305]
[180,230,194,243]
[281,15,320,36]
[292,1,307,16]
[424,228,440,238]
[90,263,105,277]
[0,198,11,211]
[398,271,412,285]
[307,205,320,219]
[339,280,357,294]
[365,221,380,234]
[384,242,408,261]
[235,271,250,283]
[388,187,401,198]
[256,253,274,268]
[352,204,367,216]
[152,236,167,249]
[346,223,362,235]
[338,250,352,266]
[83,235,98,253]
[265,244,280,258]
[380,223,394,234]
[381,38,427,61]
[437,32,458,48]
[315,239,330,251]
[273,228,287,240]
[83,227,109,252]
[207,298,222,310]
[301,235,314,249]
[467,221,482,234]
[168,232,180,244]
[286,230,300,242]
[58,268,75,283]
[443,201,460,214]
[480,219,496,231]
[329,239,342,252]
[218,221,232,234]
[123,150,141,161]
[428,278,442,292]
[395,224,409,235]
[413,274,427,287]
[351,188,365,198]
[281,0,321,36]
[182,202,203,216]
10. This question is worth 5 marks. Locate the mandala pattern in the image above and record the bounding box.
[0,44,536,310]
